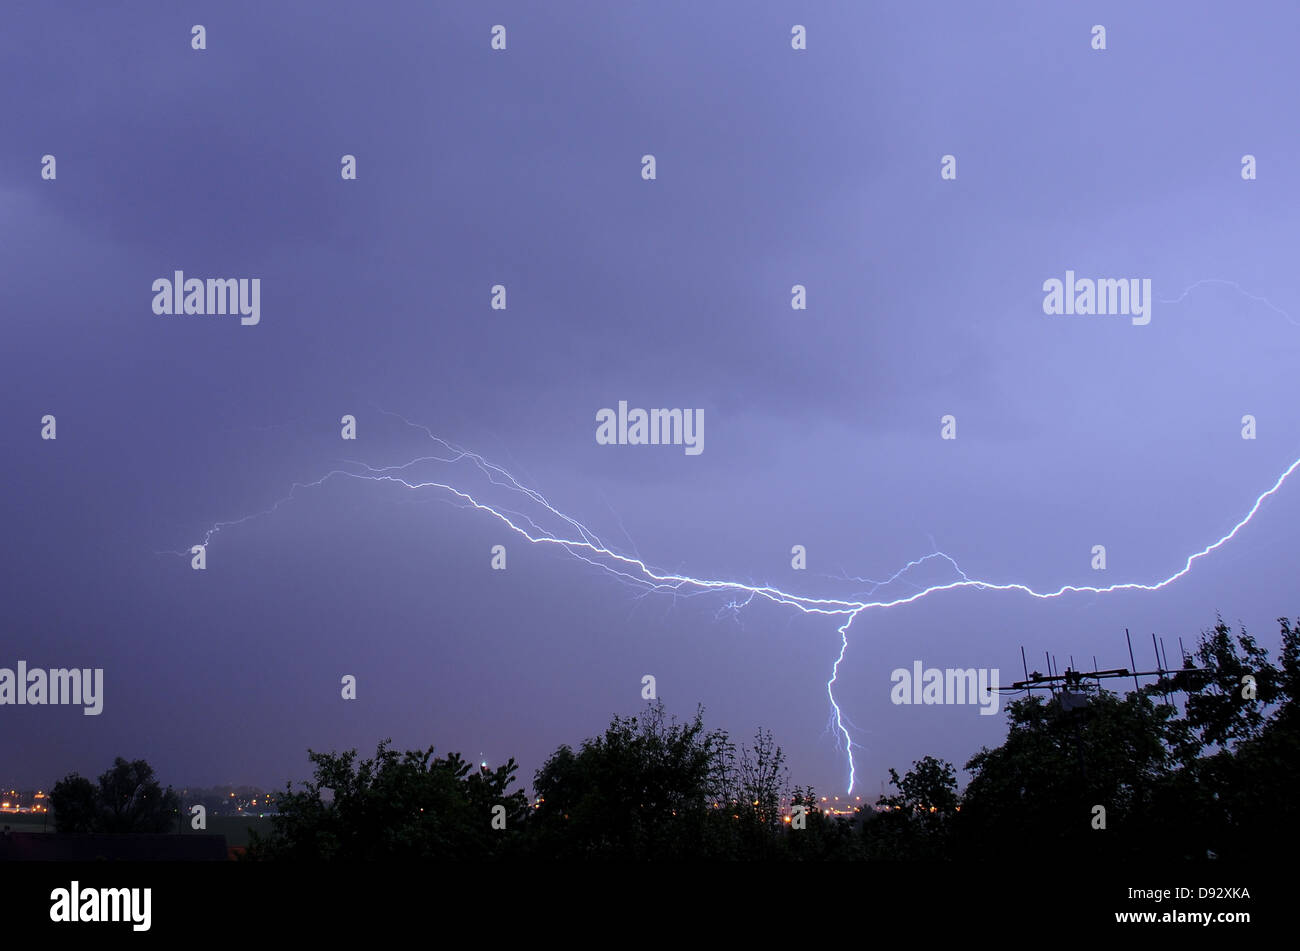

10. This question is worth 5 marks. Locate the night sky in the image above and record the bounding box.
[3,0,1298,800]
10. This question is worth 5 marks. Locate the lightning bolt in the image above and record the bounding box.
[1158,279,1298,327]
[163,411,1300,793]
[163,283,1297,795]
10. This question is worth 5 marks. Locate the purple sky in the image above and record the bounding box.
[3,0,1299,800]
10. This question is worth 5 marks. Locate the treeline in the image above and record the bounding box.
[48,615,1300,861]
[240,615,1300,861]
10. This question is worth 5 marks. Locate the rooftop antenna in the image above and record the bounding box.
[1160,637,1175,706]
[1126,629,1141,694]
[1152,633,1173,706]
[994,631,1209,821]
[999,631,1205,707]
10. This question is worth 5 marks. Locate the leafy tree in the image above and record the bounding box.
[1172,616,1279,757]
[864,755,958,860]
[737,727,787,830]
[48,774,97,833]
[530,701,734,859]
[95,758,181,833]
[956,690,1177,859]
[50,758,180,834]
[708,727,792,859]
[246,739,528,860]
[1277,616,1300,727]
[1165,616,1300,861]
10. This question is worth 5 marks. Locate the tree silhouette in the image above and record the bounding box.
[864,755,958,860]
[245,739,528,860]
[50,757,180,834]
[48,774,97,833]
[530,700,734,859]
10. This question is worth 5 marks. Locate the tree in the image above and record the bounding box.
[1276,616,1300,728]
[49,757,180,834]
[245,739,529,861]
[1164,616,1300,861]
[48,774,97,833]
[686,725,794,859]
[864,755,958,860]
[1172,616,1279,757]
[737,727,787,830]
[95,758,181,833]
[956,690,1177,860]
[530,701,734,859]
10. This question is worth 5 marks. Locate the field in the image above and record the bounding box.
[207,815,276,848]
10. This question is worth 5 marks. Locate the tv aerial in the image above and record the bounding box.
[997,629,1204,711]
